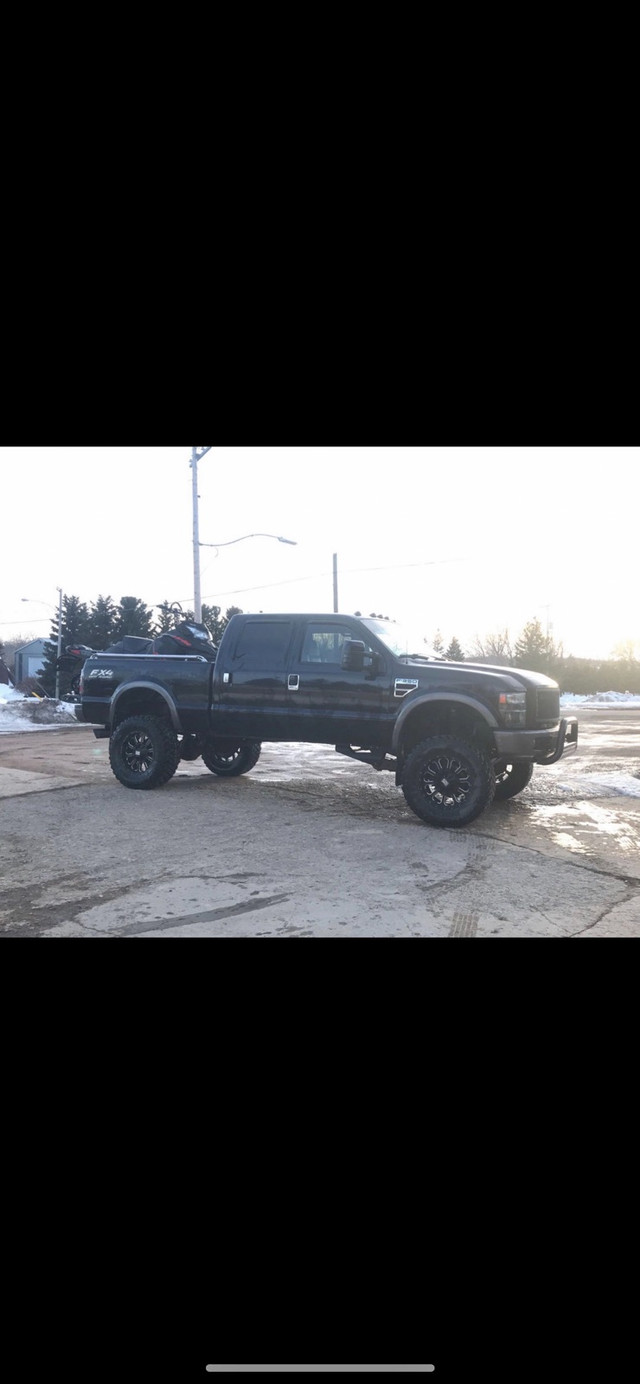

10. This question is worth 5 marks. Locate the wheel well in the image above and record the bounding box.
[111,689,176,730]
[398,702,495,756]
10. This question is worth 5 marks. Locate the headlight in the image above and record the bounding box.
[499,691,526,727]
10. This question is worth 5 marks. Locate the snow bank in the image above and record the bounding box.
[581,772,640,797]
[561,692,640,708]
[0,692,80,732]
[0,683,24,702]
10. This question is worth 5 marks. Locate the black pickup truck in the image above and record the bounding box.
[78,612,578,827]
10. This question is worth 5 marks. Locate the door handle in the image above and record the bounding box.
[288,674,299,691]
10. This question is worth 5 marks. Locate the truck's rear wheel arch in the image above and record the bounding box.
[395,699,496,765]
[110,685,180,733]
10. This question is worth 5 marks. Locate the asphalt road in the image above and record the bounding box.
[0,710,638,937]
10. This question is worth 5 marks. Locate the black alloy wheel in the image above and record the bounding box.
[200,739,261,777]
[401,734,495,827]
[108,715,179,789]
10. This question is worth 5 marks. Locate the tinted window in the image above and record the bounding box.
[232,621,293,671]
[300,624,368,665]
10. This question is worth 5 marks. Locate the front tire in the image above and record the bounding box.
[401,735,495,827]
[493,759,534,801]
[109,715,179,790]
[200,738,261,777]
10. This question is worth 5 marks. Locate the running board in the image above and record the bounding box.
[335,744,397,772]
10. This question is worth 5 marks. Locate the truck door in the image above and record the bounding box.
[286,619,393,745]
[212,617,296,739]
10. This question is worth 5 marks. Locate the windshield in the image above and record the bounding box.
[360,618,439,660]
[184,623,213,643]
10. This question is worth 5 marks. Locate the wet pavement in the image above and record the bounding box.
[0,711,638,936]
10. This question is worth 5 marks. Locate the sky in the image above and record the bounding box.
[1,446,638,660]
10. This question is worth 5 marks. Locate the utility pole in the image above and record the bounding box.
[190,447,212,623]
[333,553,338,613]
[55,586,63,701]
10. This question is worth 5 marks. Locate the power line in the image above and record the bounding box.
[0,615,53,628]
[175,556,467,606]
[0,556,468,627]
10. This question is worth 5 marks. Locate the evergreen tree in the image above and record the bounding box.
[114,596,153,638]
[154,600,180,634]
[432,629,445,655]
[88,595,117,651]
[39,595,91,696]
[513,617,557,673]
[202,604,242,644]
[445,636,465,661]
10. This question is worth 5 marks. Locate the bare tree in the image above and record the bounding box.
[612,638,640,663]
[470,628,513,662]
[0,633,33,672]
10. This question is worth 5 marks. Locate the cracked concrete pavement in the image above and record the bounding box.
[0,711,639,936]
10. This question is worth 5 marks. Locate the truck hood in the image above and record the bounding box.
[458,662,559,689]
[400,658,559,692]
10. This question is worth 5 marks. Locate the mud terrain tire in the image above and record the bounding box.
[493,759,534,801]
[109,715,179,790]
[402,734,495,827]
[201,739,262,777]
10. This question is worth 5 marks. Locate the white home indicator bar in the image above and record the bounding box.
[205,1370,435,1375]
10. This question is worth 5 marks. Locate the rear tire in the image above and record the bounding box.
[109,715,179,790]
[178,734,203,762]
[401,734,495,827]
[201,739,261,777]
[493,759,534,801]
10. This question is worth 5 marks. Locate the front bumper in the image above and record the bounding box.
[493,716,578,765]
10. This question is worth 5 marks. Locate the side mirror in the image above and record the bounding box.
[341,639,365,671]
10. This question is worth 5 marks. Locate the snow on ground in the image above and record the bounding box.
[560,691,640,707]
[572,772,640,798]
[0,683,79,731]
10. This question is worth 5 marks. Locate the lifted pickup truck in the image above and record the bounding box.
[78,613,578,827]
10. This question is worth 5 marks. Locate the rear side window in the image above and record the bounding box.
[232,621,293,671]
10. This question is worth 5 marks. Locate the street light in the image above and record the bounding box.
[21,588,64,698]
[189,447,296,621]
[199,534,297,548]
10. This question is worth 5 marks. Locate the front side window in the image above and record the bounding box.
[300,624,369,665]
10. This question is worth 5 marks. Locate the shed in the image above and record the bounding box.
[14,639,48,683]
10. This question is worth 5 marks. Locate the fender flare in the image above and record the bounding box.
[391,692,499,755]
[110,680,182,732]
